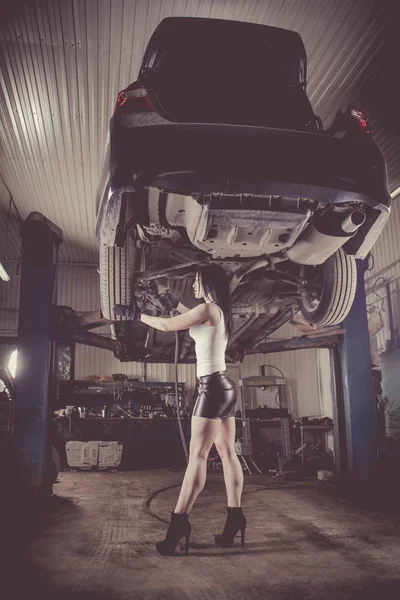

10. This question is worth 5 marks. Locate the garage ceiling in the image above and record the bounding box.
[0,0,398,262]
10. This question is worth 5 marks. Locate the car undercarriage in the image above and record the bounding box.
[105,217,350,363]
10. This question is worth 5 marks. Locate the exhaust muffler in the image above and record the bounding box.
[287,210,365,265]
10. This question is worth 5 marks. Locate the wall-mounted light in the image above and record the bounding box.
[390,186,400,200]
[9,349,17,377]
[0,262,10,282]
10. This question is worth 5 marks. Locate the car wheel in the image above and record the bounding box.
[99,235,136,320]
[299,248,357,326]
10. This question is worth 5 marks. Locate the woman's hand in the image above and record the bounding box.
[158,291,191,314]
[113,303,142,321]
[158,291,179,311]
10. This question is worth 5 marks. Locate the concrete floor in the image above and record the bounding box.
[2,469,400,600]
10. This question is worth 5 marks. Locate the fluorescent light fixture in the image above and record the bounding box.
[390,186,400,200]
[8,349,17,378]
[0,262,10,282]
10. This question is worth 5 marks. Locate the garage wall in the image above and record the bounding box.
[0,183,22,338]
[0,261,20,337]
[56,264,329,417]
[75,341,330,418]
[365,198,400,353]
[240,348,331,419]
[364,196,400,438]
[365,197,400,355]
[74,343,199,408]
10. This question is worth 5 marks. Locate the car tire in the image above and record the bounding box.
[100,235,136,320]
[300,248,357,326]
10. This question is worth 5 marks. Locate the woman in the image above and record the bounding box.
[114,264,246,556]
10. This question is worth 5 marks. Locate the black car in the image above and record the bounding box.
[96,17,390,363]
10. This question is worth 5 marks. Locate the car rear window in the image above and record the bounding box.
[139,18,311,128]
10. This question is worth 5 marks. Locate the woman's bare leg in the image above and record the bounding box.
[214,417,244,507]
[174,415,221,514]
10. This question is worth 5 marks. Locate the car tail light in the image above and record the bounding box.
[113,84,154,115]
[350,107,370,134]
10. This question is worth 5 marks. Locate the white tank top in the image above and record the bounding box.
[189,305,227,377]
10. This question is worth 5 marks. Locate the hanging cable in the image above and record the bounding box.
[260,364,284,379]
[174,328,189,465]
[372,276,386,297]
[260,364,285,408]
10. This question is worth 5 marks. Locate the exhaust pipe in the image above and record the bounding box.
[229,258,271,294]
[341,210,366,233]
[287,210,365,266]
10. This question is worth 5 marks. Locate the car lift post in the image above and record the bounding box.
[13,213,63,498]
[340,258,376,484]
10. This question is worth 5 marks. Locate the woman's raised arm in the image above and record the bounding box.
[140,303,209,332]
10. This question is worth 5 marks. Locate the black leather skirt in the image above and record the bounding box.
[192,371,237,419]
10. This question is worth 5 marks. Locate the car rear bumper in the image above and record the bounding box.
[110,121,390,208]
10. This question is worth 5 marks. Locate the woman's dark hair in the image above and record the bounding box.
[197,264,233,339]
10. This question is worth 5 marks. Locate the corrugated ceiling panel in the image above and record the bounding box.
[0,0,397,263]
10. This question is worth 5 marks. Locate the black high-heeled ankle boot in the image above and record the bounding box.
[156,511,191,556]
[214,507,247,548]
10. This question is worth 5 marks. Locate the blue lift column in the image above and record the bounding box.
[340,258,376,483]
[13,212,63,496]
